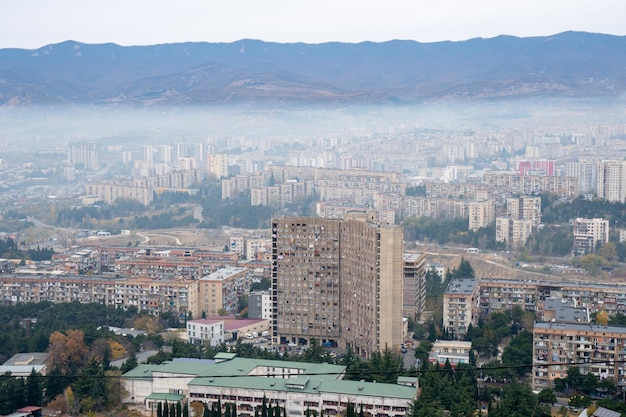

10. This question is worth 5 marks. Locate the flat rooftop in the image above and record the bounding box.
[445,278,478,295]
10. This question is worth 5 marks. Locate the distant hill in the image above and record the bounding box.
[1,32,625,106]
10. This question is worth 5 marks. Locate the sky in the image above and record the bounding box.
[2,0,626,49]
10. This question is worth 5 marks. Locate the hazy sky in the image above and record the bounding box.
[3,0,625,49]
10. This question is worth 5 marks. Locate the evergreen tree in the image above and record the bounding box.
[261,396,268,417]
[449,257,475,279]
[102,344,111,371]
[183,402,189,417]
[164,401,170,417]
[157,402,163,417]
[72,358,107,412]
[44,367,66,403]
[25,368,43,406]
[121,352,138,373]
[177,401,182,417]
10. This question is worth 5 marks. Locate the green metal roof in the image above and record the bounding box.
[188,376,417,400]
[122,364,159,379]
[146,393,185,402]
[397,376,418,385]
[214,352,237,361]
[122,357,346,380]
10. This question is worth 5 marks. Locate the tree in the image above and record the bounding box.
[409,399,444,417]
[580,254,603,275]
[302,339,330,363]
[501,330,533,378]
[447,257,475,279]
[72,358,107,412]
[104,369,125,409]
[489,382,550,417]
[537,388,557,405]
[121,352,139,374]
[48,330,89,376]
[596,310,609,326]
[26,368,43,406]
[45,367,67,403]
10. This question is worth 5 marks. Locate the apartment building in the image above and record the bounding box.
[114,256,205,280]
[477,278,626,319]
[271,216,403,358]
[195,267,250,318]
[68,141,100,170]
[566,161,596,193]
[403,253,427,320]
[187,318,224,346]
[0,273,194,316]
[87,169,202,205]
[495,217,532,249]
[533,322,626,390]
[481,174,578,198]
[468,200,495,231]
[426,183,481,199]
[442,278,479,340]
[597,160,626,203]
[207,153,228,179]
[248,290,272,320]
[507,196,541,226]
[573,217,610,255]
[428,340,472,367]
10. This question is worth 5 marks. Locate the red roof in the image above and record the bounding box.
[188,316,267,331]
[223,318,267,331]
[18,406,42,412]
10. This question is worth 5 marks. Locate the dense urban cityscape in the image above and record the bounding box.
[0,99,626,417]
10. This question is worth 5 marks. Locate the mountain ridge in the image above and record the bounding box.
[1,31,625,106]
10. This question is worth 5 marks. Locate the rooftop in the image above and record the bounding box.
[189,375,417,400]
[534,322,626,334]
[187,317,269,331]
[2,352,49,367]
[445,278,478,295]
[123,356,347,381]
[200,267,248,281]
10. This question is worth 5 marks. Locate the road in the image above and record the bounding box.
[135,232,182,246]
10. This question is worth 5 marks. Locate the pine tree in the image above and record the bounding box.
[121,352,138,373]
[164,401,170,417]
[182,402,189,417]
[25,368,43,406]
[261,396,268,417]
[157,402,163,417]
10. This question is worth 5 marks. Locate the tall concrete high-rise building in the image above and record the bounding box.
[207,154,229,179]
[68,141,100,170]
[468,200,495,231]
[271,216,404,358]
[506,196,541,226]
[573,217,609,255]
[597,160,626,203]
[403,253,427,321]
[566,161,596,193]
